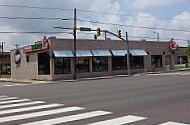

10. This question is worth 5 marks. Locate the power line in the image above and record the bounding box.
[0,31,71,34]
[0,4,189,22]
[0,16,72,20]
[0,4,73,11]
[77,9,190,22]
[77,19,190,33]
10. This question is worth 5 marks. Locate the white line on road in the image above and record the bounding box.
[4,84,16,86]
[0,106,85,123]
[0,103,64,115]
[0,95,8,98]
[87,115,147,125]
[0,101,45,109]
[0,99,31,105]
[0,97,18,101]
[159,121,189,125]
[21,110,112,125]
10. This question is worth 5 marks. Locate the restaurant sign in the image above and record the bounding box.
[23,36,49,53]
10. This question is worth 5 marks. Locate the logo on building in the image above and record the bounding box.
[14,49,21,65]
[23,36,49,53]
[169,38,179,52]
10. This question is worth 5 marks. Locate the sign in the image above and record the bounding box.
[23,36,49,53]
[80,27,91,31]
[169,38,179,52]
[14,49,21,65]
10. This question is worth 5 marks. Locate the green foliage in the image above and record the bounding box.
[185,45,190,63]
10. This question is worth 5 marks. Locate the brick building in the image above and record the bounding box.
[11,37,176,80]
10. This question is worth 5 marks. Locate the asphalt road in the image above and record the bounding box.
[0,71,190,125]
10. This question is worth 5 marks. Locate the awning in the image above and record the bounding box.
[111,50,128,56]
[129,49,148,56]
[53,50,74,57]
[76,50,93,57]
[91,50,112,56]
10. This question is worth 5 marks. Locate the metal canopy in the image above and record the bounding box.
[111,50,128,56]
[91,50,112,56]
[76,50,93,57]
[129,49,148,56]
[53,50,74,57]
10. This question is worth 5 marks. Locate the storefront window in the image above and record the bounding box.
[130,56,144,69]
[76,57,89,73]
[92,57,108,72]
[38,52,50,75]
[54,58,71,74]
[151,55,162,68]
[112,56,126,70]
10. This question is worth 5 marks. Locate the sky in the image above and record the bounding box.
[0,0,190,51]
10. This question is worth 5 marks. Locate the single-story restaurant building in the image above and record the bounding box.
[11,36,176,80]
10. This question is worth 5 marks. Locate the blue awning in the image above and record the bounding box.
[129,50,148,56]
[76,50,93,57]
[111,50,128,56]
[91,50,112,56]
[53,50,74,57]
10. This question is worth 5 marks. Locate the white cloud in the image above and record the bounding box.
[126,0,183,8]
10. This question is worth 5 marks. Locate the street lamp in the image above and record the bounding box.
[154,31,159,42]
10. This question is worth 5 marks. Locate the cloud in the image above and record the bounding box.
[127,0,183,8]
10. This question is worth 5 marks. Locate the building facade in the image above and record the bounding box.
[0,52,11,75]
[11,37,176,80]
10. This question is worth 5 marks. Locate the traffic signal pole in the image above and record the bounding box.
[73,8,77,80]
[106,31,131,75]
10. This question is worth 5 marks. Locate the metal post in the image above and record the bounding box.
[157,32,159,42]
[126,32,131,75]
[1,42,5,75]
[105,31,107,40]
[187,40,190,46]
[73,8,77,80]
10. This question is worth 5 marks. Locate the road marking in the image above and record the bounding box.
[0,101,45,109]
[0,95,8,98]
[0,97,18,101]
[159,121,189,125]
[87,115,147,125]
[4,84,16,86]
[21,110,112,125]
[0,106,85,123]
[0,99,31,105]
[0,103,64,115]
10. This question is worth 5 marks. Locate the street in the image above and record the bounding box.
[0,71,190,125]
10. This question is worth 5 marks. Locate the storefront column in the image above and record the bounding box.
[170,53,175,70]
[108,57,112,71]
[89,57,92,72]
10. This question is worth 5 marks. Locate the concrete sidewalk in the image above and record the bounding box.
[1,68,190,84]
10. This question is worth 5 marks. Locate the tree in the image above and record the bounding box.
[184,45,190,64]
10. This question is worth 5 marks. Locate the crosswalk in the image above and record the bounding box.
[0,83,31,88]
[147,71,190,76]
[0,95,189,125]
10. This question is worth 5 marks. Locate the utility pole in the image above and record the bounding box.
[1,42,5,75]
[14,44,20,49]
[187,40,190,46]
[73,8,77,80]
[154,31,159,42]
[105,31,107,40]
[126,32,131,75]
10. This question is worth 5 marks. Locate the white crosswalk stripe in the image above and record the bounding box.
[0,97,18,101]
[0,106,85,123]
[0,103,64,115]
[148,72,190,76]
[0,99,31,105]
[0,101,45,109]
[158,121,189,125]
[0,95,189,125]
[21,110,112,125]
[87,115,147,125]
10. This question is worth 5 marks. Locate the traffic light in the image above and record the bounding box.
[73,27,76,36]
[97,28,100,36]
[117,30,121,38]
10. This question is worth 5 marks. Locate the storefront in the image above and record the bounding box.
[11,36,175,80]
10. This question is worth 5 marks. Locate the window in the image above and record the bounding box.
[76,57,89,73]
[151,55,162,68]
[92,57,108,72]
[38,52,50,75]
[26,55,29,62]
[130,56,144,69]
[54,58,71,74]
[112,56,126,70]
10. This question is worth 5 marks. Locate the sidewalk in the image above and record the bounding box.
[1,67,190,83]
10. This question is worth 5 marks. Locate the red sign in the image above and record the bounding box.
[169,38,179,51]
[23,46,32,53]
